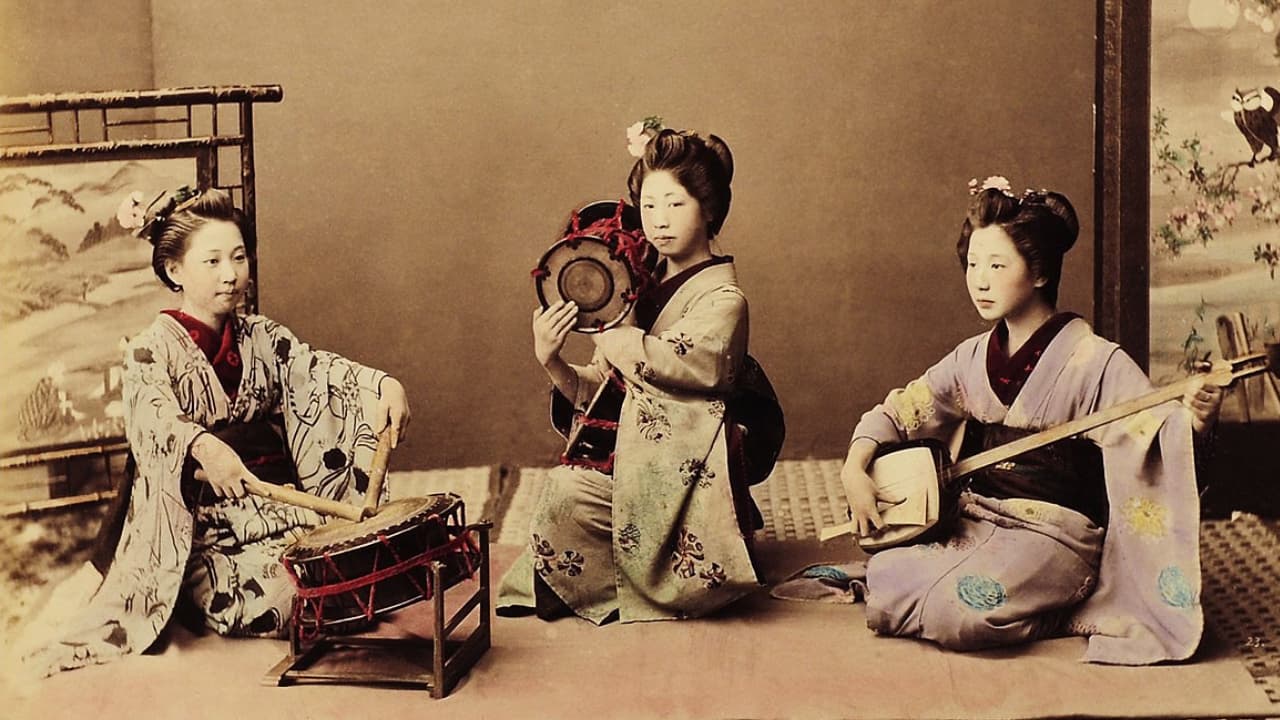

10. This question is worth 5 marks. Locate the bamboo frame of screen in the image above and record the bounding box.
[0,85,282,470]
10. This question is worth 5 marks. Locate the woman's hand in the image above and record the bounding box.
[377,376,411,448]
[841,438,888,537]
[190,433,254,499]
[533,301,577,367]
[1182,361,1224,436]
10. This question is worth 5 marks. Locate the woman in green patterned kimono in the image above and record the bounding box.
[21,188,411,676]
[498,127,780,623]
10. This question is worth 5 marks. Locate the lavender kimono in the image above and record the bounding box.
[498,260,763,622]
[852,317,1201,665]
[23,313,387,676]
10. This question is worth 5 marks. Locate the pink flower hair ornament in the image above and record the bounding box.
[626,116,664,158]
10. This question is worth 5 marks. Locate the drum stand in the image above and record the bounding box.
[263,522,492,698]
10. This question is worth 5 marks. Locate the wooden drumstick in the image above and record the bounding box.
[362,428,395,516]
[243,478,366,523]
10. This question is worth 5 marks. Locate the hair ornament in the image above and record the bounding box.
[626,116,664,157]
[115,185,201,239]
[968,175,1016,198]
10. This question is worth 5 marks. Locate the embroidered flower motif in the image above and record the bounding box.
[634,361,657,383]
[116,190,147,230]
[557,550,585,577]
[665,332,694,356]
[635,394,670,442]
[618,522,641,554]
[1010,500,1049,523]
[887,378,936,432]
[679,458,715,488]
[531,534,557,576]
[699,562,727,589]
[1121,496,1169,540]
[1158,565,1196,608]
[626,116,663,158]
[1122,410,1162,444]
[707,399,725,419]
[956,574,1007,611]
[968,175,1015,198]
[671,527,705,579]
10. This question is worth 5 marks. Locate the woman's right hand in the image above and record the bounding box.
[190,433,255,499]
[841,438,886,537]
[533,300,578,367]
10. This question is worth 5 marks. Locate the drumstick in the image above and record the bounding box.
[243,478,366,523]
[362,428,395,515]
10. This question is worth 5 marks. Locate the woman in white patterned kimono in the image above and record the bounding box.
[20,188,411,676]
[498,128,782,623]
[840,178,1222,664]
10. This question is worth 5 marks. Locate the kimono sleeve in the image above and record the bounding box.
[254,317,389,501]
[851,343,970,448]
[592,285,746,393]
[257,317,388,411]
[548,352,611,436]
[1070,348,1204,664]
[122,334,209,479]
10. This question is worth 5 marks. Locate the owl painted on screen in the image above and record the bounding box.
[1230,86,1280,165]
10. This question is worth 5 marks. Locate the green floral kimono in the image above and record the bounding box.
[499,259,766,623]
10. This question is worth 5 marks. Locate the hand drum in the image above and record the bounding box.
[533,200,654,333]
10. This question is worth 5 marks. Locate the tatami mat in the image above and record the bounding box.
[1201,514,1280,703]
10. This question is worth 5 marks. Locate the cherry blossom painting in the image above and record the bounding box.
[1149,0,1280,420]
[0,159,191,459]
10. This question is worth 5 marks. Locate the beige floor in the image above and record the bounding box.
[5,540,1277,720]
[5,463,1279,718]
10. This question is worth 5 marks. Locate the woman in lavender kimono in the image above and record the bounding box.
[841,178,1221,665]
[20,188,411,676]
[498,127,782,623]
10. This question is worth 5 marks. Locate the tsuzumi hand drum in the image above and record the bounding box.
[532,200,655,333]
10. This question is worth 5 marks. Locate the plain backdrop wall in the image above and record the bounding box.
[4,1,1097,470]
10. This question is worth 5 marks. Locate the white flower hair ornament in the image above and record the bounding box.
[968,175,1017,198]
[115,186,200,239]
[626,116,664,158]
[115,191,149,231]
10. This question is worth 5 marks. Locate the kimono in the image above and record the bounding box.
[22,313,388,676]
[498,257,772,623]
[850,316,1201,665]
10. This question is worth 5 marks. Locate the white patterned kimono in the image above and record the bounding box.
[851,317,1202,665]
[498,260,764,623]
[22,313,388,676]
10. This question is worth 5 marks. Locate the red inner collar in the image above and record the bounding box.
[162,310,242,398]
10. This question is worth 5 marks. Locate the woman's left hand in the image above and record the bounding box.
[377,376,412,448]
[1182,374,1223,436]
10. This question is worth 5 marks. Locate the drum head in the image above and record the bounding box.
[286,494,458,558]
[534,200,647,334]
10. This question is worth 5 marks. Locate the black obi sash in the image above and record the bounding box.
[961,421,1108,527]
[181,416,299,507]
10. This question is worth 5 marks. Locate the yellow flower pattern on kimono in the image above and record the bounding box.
[1121,497,1170,540]
[1122,409,1162,445]
[887,378,936,432]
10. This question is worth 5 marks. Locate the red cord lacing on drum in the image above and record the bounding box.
[530,200,655,296]
[283,525,482,643]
